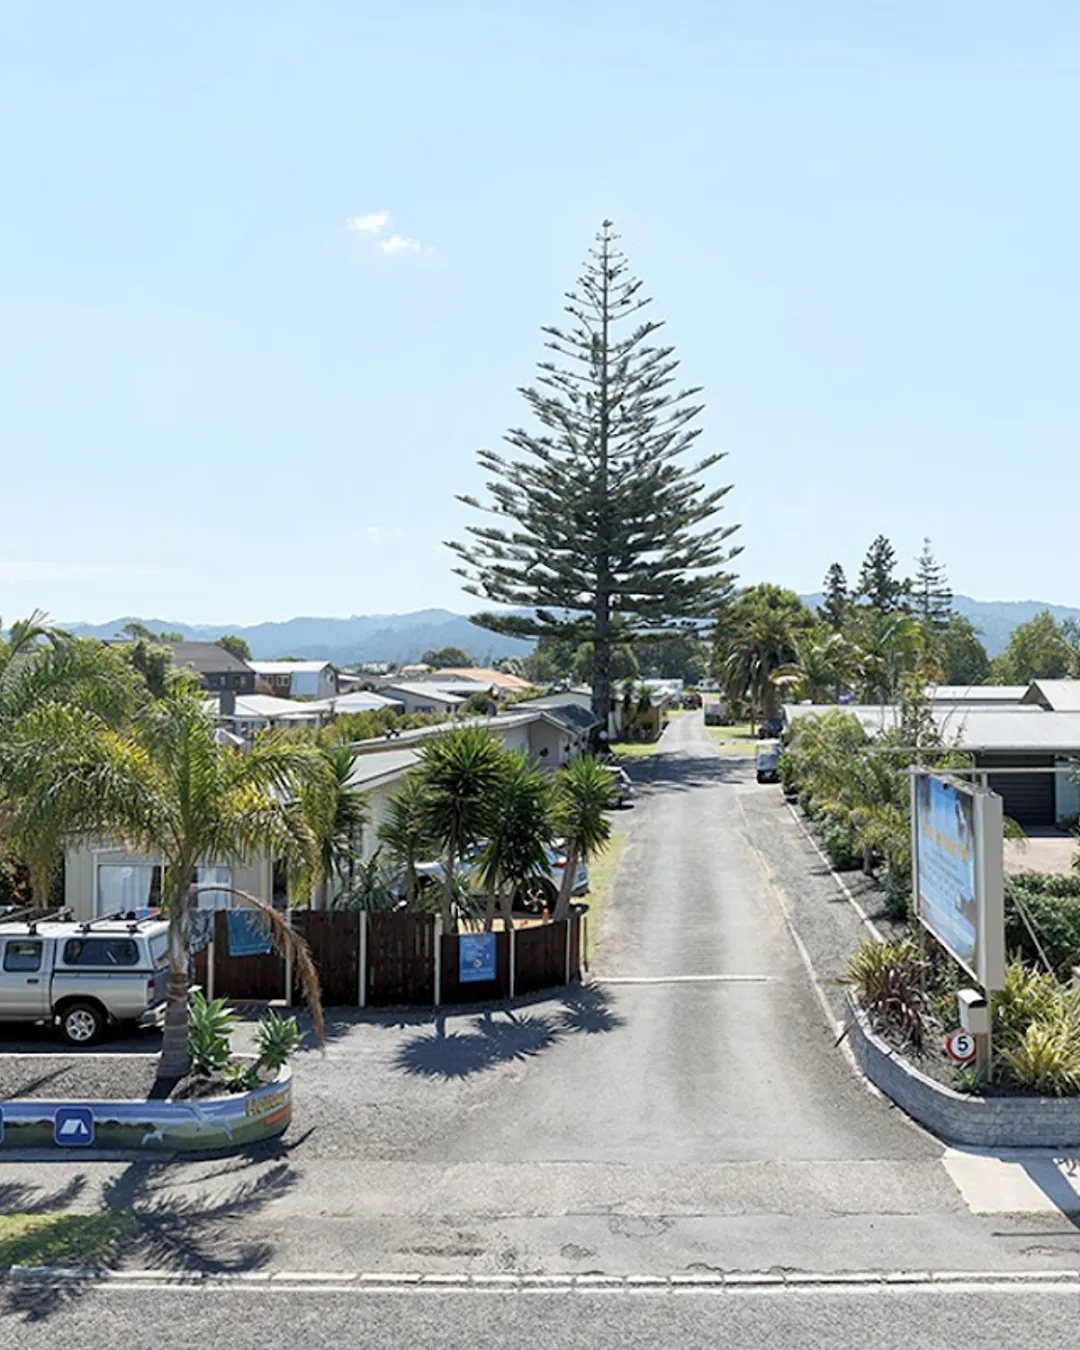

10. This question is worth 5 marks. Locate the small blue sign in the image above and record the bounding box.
[459,933,497,984]
[54,1106,94,1147]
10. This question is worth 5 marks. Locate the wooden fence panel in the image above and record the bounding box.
[439,930,510,1005]
[208,910,286,1001]
[293,910,360,1007]
[514,920,568,996]
[366,912,436,1006]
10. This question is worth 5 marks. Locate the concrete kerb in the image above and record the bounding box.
[0,1065,292,1158]
[846,996,1080,1149]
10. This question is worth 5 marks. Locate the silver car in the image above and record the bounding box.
[0,915,170,1046]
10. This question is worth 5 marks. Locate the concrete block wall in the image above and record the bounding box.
[847,997,1080,1148]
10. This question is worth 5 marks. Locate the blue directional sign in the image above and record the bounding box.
[459,933,497,984]
[54,1106,94,1147]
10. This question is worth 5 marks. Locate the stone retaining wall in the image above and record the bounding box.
[846,997,1080,1148]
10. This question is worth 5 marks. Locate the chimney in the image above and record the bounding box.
[219,688,237,718]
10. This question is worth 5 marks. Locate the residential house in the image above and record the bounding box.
[248,660,338,700]
[168,642,255,696]
[371,680,479,716]
[415,667,535,697]
[784,686,1080,828]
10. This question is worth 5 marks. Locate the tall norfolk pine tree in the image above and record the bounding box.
[448,222,740,727]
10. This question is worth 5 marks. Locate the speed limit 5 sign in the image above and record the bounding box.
[945,1030,977,1063]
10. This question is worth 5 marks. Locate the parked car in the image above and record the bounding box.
[703,698,731,726]
[0,913,170,1046]
[398,842,590,911]
[601,764,635,807]
[755,739,782,784]
[757,716,785,740]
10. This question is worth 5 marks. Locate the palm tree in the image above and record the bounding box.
[0,623,140,906]
[771,630,855,704]
[307,743,368,906]
[377,774,437,907]
[553,755,615,920]
[414,727,508,926]
[475,751,554,930]
[3,690,329,1080]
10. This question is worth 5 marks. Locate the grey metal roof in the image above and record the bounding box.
[168,641,253,676]
[1024,680,1080,712]
[928,685,1028,704]
[345,748,419,789]
[784,701,1080,754]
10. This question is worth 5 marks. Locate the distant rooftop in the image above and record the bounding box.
[168,641,252,675]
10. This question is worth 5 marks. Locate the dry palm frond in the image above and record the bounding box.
[196,885,325,1051]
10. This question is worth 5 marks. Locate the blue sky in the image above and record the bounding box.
[2,2,1079,624]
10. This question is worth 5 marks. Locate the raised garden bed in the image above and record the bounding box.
[847,996,1080,1148]
[0,1056,291,1153]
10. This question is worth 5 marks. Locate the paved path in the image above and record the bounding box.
[6,712,1080,1326]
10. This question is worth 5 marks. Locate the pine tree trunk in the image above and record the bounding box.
[158,875,195,1082]
[591,229,614,736]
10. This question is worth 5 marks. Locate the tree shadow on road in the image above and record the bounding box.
[630,752,751,795]
[391,983,625,1080]
[1,1157,297,1324]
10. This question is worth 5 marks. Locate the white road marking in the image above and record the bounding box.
[10,1267,1080,1293]
[596,975,775,985]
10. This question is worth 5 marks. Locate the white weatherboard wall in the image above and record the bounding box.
[64,843,270,922]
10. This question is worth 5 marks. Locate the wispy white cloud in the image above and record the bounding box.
[380,234,422,256]
[346,210,429,257]
[345,210,391,235]
[365,526,406,547]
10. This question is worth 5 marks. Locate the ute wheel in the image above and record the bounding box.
[58,1001,107,1048]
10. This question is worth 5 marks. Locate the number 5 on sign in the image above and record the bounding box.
[946,1030,977,1063]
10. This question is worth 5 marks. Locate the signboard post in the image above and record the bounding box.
[912,772,1005,1083]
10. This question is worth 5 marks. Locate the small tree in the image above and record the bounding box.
[307,743,368,905]
[378,774,437,907]
[475,751,554,930]
[217,634,253,662]
[414,727,508,926]
[553,756,615,920]
[856,536,908,614]
[421,646,474,669]
[819,563,849,631]
[912,539,952,632]
[449,221,740,731]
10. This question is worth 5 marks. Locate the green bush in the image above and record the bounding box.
[255,1011,303,1073]
[188,991,237,1076]
[847,939,930,1052]
[1001,1020,1080,1095]
[883,870,912,923]
[819,816,862,872]
[995,961,1065,1047]
[1004,876,1080,977]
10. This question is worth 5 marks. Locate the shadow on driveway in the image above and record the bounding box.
[391,984,624,1081]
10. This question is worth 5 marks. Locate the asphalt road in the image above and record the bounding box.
[7,1284,1080,1350]
[6,712,1080,1337]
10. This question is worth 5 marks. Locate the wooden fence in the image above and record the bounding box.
[196,908,583,1009]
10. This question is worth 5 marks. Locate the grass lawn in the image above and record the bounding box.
[706,722,760,755]
[0,1211,134,1268]
[582,830,629,965]
[609,739,663,760]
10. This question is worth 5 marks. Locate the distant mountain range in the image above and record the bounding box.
[799,594,1080,656]
[63,594,1080,664]
[65,611,532,665]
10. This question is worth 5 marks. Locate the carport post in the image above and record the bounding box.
[207,937,215,1002]
[509,922,516,1000]
[358,910,367,1009]
[434,916,443,1006]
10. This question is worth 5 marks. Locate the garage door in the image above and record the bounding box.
[978,755,1056,828]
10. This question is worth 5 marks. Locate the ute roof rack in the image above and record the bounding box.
[78,909,164,936]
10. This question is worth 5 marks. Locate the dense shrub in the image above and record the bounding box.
[818,815,862,872]
[1004,875,1080,978]
[847,939,931,1052]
